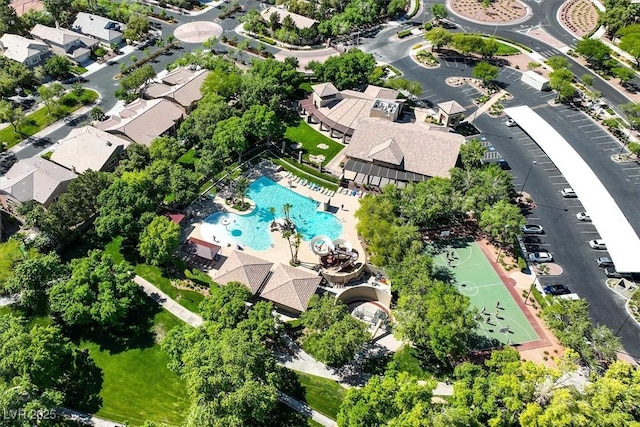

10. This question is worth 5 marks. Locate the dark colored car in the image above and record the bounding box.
[497,159,511,170]
[543,284,571,296]
[605,267,623,278]
[597,257,614,268]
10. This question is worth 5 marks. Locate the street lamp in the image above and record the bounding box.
[520,161,537,194]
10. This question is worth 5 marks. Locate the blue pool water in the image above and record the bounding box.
[201,176,342,251]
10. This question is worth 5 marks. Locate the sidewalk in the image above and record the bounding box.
[278,392,337,427]
[134,275,204,327]
[57,407,124,427]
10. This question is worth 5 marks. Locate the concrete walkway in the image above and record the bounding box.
[57,407,124,427]
[276,334,341,381]
[0,294,20,307]
[278,392,337,427]
[133,275,204,327]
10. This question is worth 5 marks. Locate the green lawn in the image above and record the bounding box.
[392,345,427,378]
[271,157,339,191]
[84,309,190,426]
[104,237,125,264]
[290,370,346,419]
[0,239,25,284]
[494,40,520,56]
[134,263,205,314]
[0,89,98,149]
[177,148,197,168]
[284,119,345,164]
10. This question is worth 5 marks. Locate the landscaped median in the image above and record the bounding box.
[0,88,98,149]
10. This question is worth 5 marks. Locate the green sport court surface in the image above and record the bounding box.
[428,238,539,349]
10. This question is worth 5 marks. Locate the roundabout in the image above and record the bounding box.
[173,21,223,43]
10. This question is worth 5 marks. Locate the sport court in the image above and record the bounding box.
[428,238,539,349]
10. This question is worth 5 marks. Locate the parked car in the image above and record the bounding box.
[497,158,511,170]
[576,212,590,221]
[589,239,607,250]
[543,284,571,296]
[505,118,517,127]
[561,188,577,198]
[596,256,614,268]
[605,266,623,278]
[522,224,544,234]
[529,251,553,262]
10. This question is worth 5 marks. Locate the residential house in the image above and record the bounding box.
[50,126,131,173]
[342,117,465,188]
[0,33,50,67]
[0,157,77,211]
[30,24,98,64]
[300,83,404,142]
[143,67,210,113]
[72,12,126,45]
[94,98,186,146]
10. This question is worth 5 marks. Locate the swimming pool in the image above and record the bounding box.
[201,176,343,251]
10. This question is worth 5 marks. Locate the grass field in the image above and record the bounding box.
[429,239,539,349]
[0,89,98,149]
[84,309,190,426]
[284,119,345,164]
[290,370,346,420]
[0,239,25,283]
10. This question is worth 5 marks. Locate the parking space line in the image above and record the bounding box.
[547,175,564,178]
[536,161,552,165]
[543,168,556,171]
[591,135,610,139]
[622,167,640,170]
[577,124,594,128]
[580,231,600,234]
[603,147,621,151]
[628,174,640,177]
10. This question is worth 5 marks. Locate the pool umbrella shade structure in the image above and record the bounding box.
[187,237,221,261]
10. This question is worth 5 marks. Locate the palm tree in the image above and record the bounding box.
[282,203,293,224]
[292,232,302,265]
[282,229,295,264]
[269,207,276,226]
[235,177,250,206]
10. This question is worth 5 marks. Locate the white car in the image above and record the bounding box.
[576,212,590,221]
[505,118,517,127]
[529,251,553,262]
[561,188,577,198]
[589,239,607,250]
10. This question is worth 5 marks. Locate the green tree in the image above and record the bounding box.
[3,253,67,315]
[37,82,64,115]
[49,251,142,329]
[149,136,184,161]
[115,64,155,102]
[479,199,525,248]
[395,280,478,364]
[480,37,499,58]
[581,73,594,87]
[460,138,487,169]
[90,106,106,121]
[306,49,377,89]
[613,66,637,83]
[240,104,284,143]
[472,61,499,86]
[622,102,640,129]
[620,33,640,67]
[546,55,570,70]
[527,61,541,71]
[0,99,25,132]
[575,39,611,69]
[0,0,21,35]
[42,0,71,26]
[549,68,576,103]
[338,371,436,426]
[300,295,369,366]
[199,282,251,328]
[214,116,249,157]
[0,57,35,97]
[44,54,72,79]
[138,215,181,266]
[431,3,448,21]
[425,27,452,51]
[123,14,149,41]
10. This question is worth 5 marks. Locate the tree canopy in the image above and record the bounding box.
[307,49,377,90]
[138,215,181,266]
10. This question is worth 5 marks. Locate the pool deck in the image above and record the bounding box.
[188,171,366,277]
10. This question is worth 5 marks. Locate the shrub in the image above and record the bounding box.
[397,29,412,38]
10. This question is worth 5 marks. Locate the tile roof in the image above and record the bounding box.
[95,98,185,146]
[344,117,464,178]
[438,100,466,115]
[312,82,339,98]
[0,33,48,64]
[145,68,209,108]
[30,24,98,49]
[368,138,404,165]
[0,157,76,204]
[213,250,273,295]
[72,12,125,43]
[51,126,131,173]
[259,263,321,312]
[9,0,44,16]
